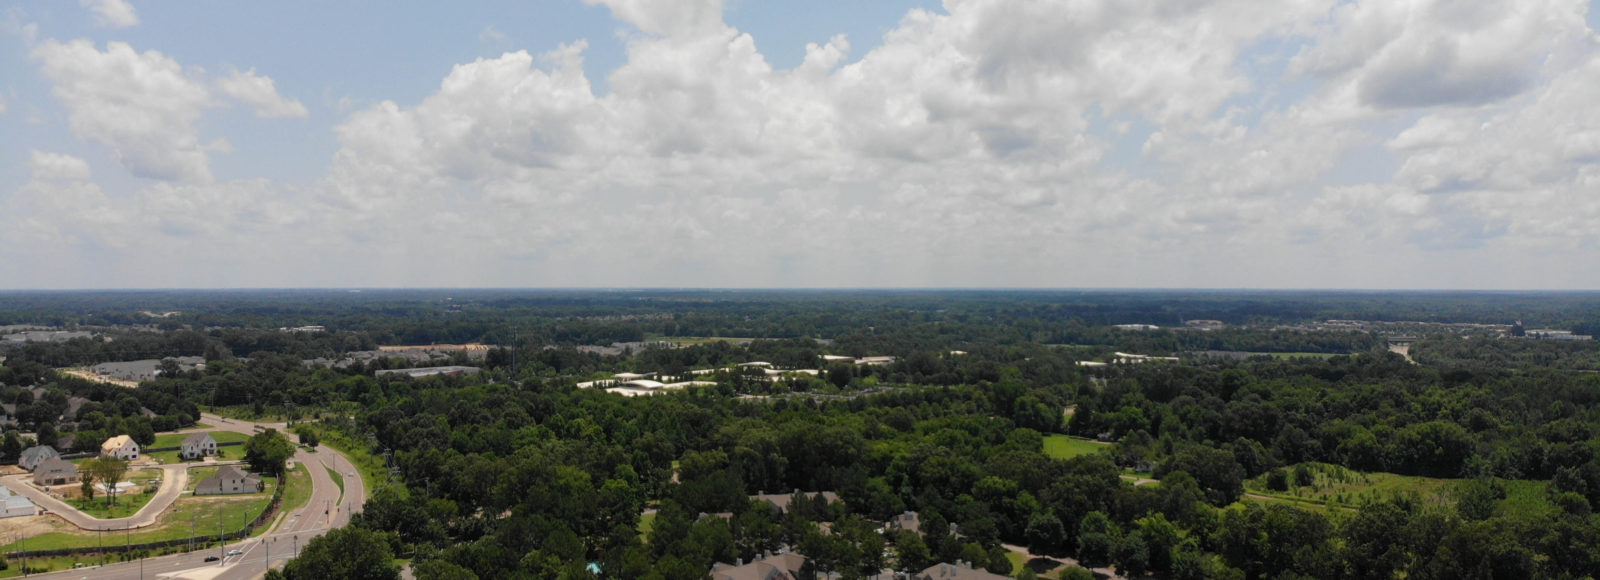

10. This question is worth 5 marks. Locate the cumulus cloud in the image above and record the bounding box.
[11,0,1600,288]
[30,150,93,181]
[319,0,1343,284]
[81,0,139,29]
[1293,0,1592,109]
[216,69,309,118]
[32,39,215,182]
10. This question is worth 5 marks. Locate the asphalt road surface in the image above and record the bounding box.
[24,414,368,580]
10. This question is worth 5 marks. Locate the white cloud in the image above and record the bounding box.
[11,0,1600,288]
[1293,0,1592,109]
[216,69,309,118]
[32,39,215,182]
[585,0,726,37]
[30,150,93,181]
[479,25,507,44]
[81,0,139,29]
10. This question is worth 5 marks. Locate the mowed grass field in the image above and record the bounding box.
[1043,435,1110,460]
[1243,462,1555,517]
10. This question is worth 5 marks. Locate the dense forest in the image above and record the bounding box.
[2,290,1598,579]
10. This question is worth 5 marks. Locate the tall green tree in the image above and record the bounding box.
[245,429,295,476]
[282,525,400,580]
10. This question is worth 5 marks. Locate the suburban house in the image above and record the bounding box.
[916,561,1010,580]
[751,490,841,514]
[19,445,59,471]
[709,552,806,580]
[0,487,37,518]
[180,433,218,460]
[195,466,263,495]
[885,511,922,535]
[33,457,80,486]
[101,434,140,460]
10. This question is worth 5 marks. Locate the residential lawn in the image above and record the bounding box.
[66,493,155,519]
[147,431,249,465]
[1004,551,1027,577]
[1042,435,1109,460]
[638,512,656,540]
[324,466,345,503]
[70,470,162,518]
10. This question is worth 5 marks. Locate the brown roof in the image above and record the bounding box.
[752,490,840,513]
[710,552,806,580]
[917,562,1009,580]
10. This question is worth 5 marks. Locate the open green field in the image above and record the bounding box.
[1042,435,1110,460]
[1243,463,1553,516]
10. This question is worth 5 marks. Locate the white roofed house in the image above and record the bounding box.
[180,433,218,461]
[101,434,140,460]
[0,487,37,518]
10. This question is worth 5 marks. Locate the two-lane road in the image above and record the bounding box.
[27,415,368,580]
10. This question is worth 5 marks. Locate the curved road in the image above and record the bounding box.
[2,464,194,531]
[25,414,368,580]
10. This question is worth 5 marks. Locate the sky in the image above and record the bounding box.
[3,0,1600,290]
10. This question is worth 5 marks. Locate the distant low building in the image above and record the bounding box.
[1113,324,1160,331]
[1524,329,1593,341]
[374,366,482,379]
[854,356,897,366]
[752,490,840,514]
[19,445,59,472]
[195,466,263,495]
[101,435,140,460]
[33,457,79,486]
